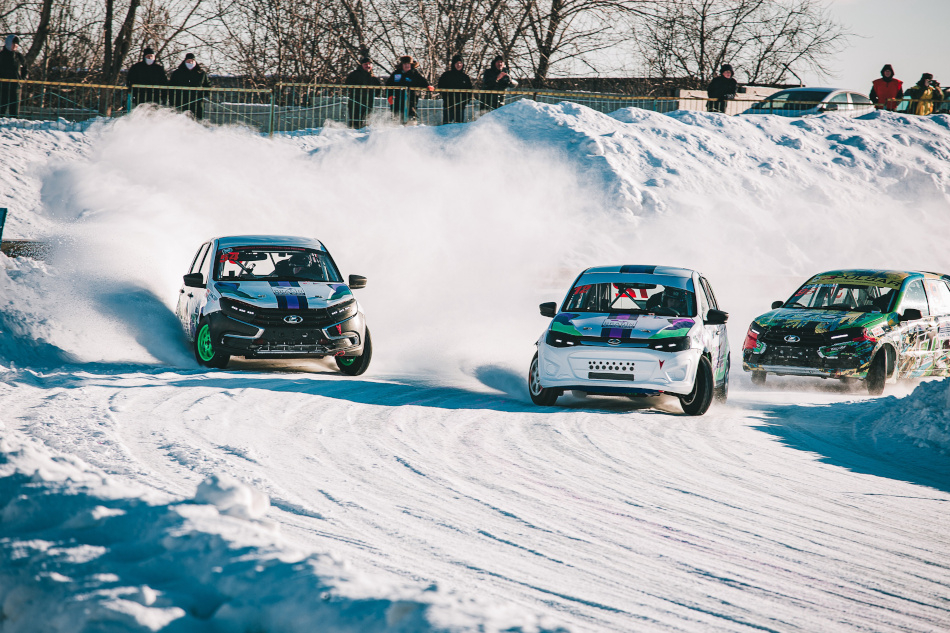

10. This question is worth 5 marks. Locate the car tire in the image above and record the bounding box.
[751,370,767,386]
[336,327,372,376]
[680,356,713,416]
[194,319,230,369]
[528,352,559,406]
[714,354,730,403]
[866,351,886,396]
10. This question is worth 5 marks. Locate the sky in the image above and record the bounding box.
[798,0,950,92]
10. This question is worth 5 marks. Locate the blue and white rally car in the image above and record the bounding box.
[529,265,730,415]
[176,235,371,373]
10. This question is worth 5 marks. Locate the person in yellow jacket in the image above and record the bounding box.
[905,73,943,115]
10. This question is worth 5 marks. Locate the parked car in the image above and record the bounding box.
[743,88,874,117]
[529,265,729,416]
[176,235,371,373]
[742,269,950,394]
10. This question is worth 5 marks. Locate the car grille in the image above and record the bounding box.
[221,298,353,329]
[760,330,829,346]
[758,345,822,366]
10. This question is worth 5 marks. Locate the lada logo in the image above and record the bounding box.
[784,335,800,343]
[608,338,621,345]
[284,315,304,324]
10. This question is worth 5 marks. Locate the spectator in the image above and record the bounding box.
[905,73,943,115]
[168,53,211,120]
[345,56,382,128]
[0,35,26,117]
[481,55,517,111]
[869,64,903,111]
[437,54,473,124]
[706,64,738,113]
[126,47,168,108]
[384,55,431,122]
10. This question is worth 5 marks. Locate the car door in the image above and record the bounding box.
[895,278,935,377]
[924,279,950,375]
[182,241,212,339]
[698,275,727,379]
[178,242,209,332]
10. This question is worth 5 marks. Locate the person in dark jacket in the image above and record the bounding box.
[481,55,517,111]
[437,55,473,124]
[385,55,431,122]
[345,56,382,128]
[126,47,168,108]
[0,35,27,116]
[168,53,211,120]
[905,73,943,116]
[706,64,738,113]
[869,64,903,111]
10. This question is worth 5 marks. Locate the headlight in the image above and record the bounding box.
[743,323,763,350]
[649,336,690,352]
[545,330,581,347]
[827,327,876,343]
[220,297,258,318]
[327,299,358,321]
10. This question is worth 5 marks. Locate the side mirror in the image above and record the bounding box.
[771,300,784,310]
[822,102,838,111]
[705,309,729,325]
[348,274,367,289]
[183,272,204,288]
[900,308,923,322]
[539,302,557,318]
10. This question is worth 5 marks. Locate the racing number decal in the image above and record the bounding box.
[219,252,239,263]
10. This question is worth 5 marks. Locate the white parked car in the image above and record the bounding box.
[529,265,730,415]
[176,235,371,373]
[743,88,874,117]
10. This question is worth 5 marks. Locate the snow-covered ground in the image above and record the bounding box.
[1,104,949,632]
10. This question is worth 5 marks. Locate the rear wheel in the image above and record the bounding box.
[680,356,713,416]
[336,328,372,376]
[528,352,559,406]
[866,351,886,396]
[751,370,767,386]
[194,319,230,369]
[714,354,730,403]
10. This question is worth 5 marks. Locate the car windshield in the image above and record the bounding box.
[213,247,342,282]
[755,90,830,110]
[564,279,697,317]
[783,282,896,312]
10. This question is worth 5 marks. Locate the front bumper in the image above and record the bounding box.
[207,311,366,359]
[742,344,872,378]
[537,343,700,397]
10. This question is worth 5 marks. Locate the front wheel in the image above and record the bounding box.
[680,356,713,416]
[194,319,230,369]
[528,352,559,406]
[866,350,886,396]
[336,328,372,376]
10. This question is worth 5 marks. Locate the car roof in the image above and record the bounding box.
[213,235,328,251]
[773,87,837,94]
[581,265,697,277]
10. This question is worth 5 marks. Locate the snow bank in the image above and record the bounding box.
[0,428,559,632]
[870,378,950,454]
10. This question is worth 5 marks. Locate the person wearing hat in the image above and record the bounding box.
[905,73,943,115]
[384,55,431,122]
[345,56,382,128]
[0,35,27,117]
[168,53,212,120]
[706,64,738,113]
[869,64,903,111]
[481,55,517,111]
[437,54,473,124]
[126,47,168,108]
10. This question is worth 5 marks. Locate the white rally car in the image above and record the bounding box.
[176,235,371,373]
[529,265,730,415]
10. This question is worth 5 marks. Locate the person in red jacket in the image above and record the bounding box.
[870,64,903,111]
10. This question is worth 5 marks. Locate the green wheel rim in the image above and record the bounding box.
[197,325,215,362]
[338,356,357,366]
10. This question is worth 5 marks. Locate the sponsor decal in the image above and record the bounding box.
[603,318,637,329]
[272,286,306,296]
[871,325,886,337]
[269,281,309,310]
[809,271,905,289]
[328,284,353,301]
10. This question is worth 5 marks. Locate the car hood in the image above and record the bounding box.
[212,280,353,310]
[551,313,696,339]
[753,308,891,333]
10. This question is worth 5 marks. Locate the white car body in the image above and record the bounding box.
[532,266,729,405]
[743,87,874,118]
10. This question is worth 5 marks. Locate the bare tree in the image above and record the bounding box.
[633,0,847,84]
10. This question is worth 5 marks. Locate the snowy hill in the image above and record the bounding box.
[1,104,949,631]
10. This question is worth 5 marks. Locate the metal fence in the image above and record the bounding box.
[0,78,943,134]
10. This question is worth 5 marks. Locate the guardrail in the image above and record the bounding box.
[0,78,941,134]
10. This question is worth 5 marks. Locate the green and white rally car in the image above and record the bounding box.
[742,269,950,394]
